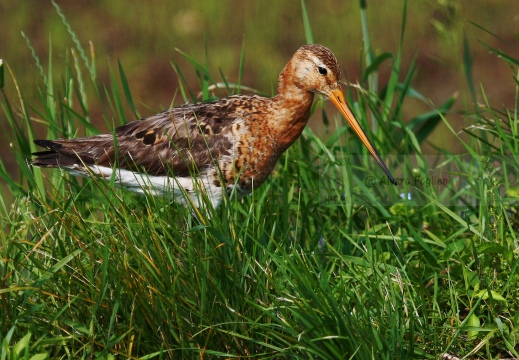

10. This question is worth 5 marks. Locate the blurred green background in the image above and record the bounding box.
[0,0,517,179]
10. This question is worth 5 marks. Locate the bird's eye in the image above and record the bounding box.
[318,66,327,75]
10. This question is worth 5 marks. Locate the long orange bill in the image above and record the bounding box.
[328,88,397,185]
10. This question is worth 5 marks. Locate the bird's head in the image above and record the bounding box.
[282,44,397,185]
[290,44,343,97]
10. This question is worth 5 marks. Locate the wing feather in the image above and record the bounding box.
[33,99,245,177]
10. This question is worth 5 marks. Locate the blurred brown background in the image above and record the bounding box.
[0,0,518,181]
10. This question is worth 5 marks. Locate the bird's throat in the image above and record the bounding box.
[270,86,314,150]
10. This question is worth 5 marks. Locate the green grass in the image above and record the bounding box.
[1,1,519,359]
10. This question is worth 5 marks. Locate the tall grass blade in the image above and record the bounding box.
[463,32,478,110]
[118,59,139,118]
[51,0,94,78]
[237,37,246,93]
[21,32,47,84]
[301,0,314,44]
[0,59,3,90]
[106,63,126,125]
[406,95,455,145]
[479,41,519,67]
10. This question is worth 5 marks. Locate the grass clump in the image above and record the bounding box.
[1,1,519,359]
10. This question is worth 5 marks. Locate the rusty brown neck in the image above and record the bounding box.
[269,63,315,150]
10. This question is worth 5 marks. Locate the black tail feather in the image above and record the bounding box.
[33,140,78,168]
[34,139,63,152]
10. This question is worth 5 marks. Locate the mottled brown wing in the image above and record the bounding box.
[34,99,243,177]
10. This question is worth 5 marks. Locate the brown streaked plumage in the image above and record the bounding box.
[33,44,396,208]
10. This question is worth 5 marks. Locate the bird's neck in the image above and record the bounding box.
[270,67,315,149]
